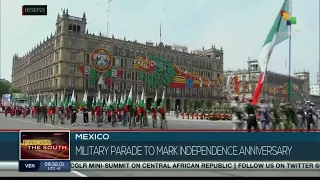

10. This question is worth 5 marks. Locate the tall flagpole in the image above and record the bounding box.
[160,8,164,43]
[288,0,292,102]
[107,0,112,37]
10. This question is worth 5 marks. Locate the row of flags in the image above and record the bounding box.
[34,90,76,108]
[80,86,166,110]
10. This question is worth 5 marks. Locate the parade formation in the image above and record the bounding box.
[3,86,169,130]
[2,90,319,131]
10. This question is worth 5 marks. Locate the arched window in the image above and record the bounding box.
[76,25,80,32]
[72,25,76,31]
[68,24,72,31]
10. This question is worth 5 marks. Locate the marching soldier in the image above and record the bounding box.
[186,110,189,119]
[230,96,245,130]
[296,101,306,131]
[151,105,158,128]
[245,98,258,132]
[70,105,77,126]
[269,98,280,130]
[258,98,270,130]
[278,101,288,130]
[181,110,185,119]
[83,105,89,126]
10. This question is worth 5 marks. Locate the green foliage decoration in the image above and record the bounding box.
[136,56,177,89]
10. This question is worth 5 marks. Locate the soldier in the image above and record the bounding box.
[269,98,280,130]
[296,101,306,131]
[306,102,318,131]
[258,98,270,130]
[70,105,77,126]
[191,109,195,119]
[278,101,288,130]
[175,105,180,119]
[83,105,89,126]
[91,106,95,123]
[245,98,259,132]
[230,96,245,130]
[158,105,167,129]
[151,105,158,128]
[186,110,189,119]
[181,110,185,119]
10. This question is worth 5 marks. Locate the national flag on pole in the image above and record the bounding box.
[126,86,133,106]
[63,96,69,108]
[140,89,145,107]
[120,94,124,107]
[59,91,64,107]
[136,93,140,106]
[153,90,158,107]
[81,91,88,108]
[92,97,95,107]
[70,90,76,107]
[50,93,55,107]
[107,94,112,110]
[161,88,165,108]
[35,93,40,107]
[112,90,117,106]
[96,90,102,107]
[252,0,290,105]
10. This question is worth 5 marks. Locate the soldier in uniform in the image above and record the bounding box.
[186,109,189,119]
[296,101,306,130]
[181,110,185,119]
[278,101,288,130]
[230,96,245,130]
[70,105,77,126]
[306,102,318,131]
[269,98,280,130]
[245,98,259,132]
[258,98,270,130]
[151,105,158,128]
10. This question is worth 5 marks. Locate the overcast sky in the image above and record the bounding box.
[1,0,319,83]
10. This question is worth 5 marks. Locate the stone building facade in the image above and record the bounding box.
[224,58,310,102]
[11,10,224,110]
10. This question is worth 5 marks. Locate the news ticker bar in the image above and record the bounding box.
[1,161,320,171]
[22,5,47,16]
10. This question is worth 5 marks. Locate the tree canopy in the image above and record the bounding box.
[0,79,21,96]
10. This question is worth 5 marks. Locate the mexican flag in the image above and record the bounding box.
[161,88,165,108]
[92,97,95,107]
[140,89,145,107]
[70,90,76,107]
[160,88,165,114]
[107,94,112,110]
[59,91,64,107]
[50,93,55,107]
[96,90,102,107]
[120,94,124,107]
[153,90,158,107]
[63,96,69,108]
[35,93,40,107]
[81,91,88,109]
[252,0,290,105]
[126,86,133,106]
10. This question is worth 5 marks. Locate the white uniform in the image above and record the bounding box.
[230,101,245,130]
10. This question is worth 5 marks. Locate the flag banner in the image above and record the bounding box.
[252,0,290,104]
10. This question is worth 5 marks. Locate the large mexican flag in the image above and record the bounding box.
[252,0,290,104]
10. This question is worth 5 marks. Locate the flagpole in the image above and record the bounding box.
[107,0,111,37]
[288,0,292,102]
